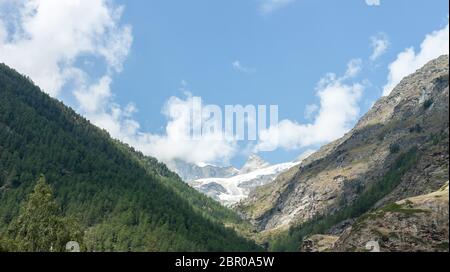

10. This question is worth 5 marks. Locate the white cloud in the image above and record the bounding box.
[260,0,295,15]
[304,104,319,120]
[88,94,238,165]
[344,58,363,79]
[0,0,239,165]
[365,0,380,6]
[74,76,113,113]
[0,0,137,146]
[232,60,254,73]
[382,21,449,96]
[139,96,237,164]
[0,0,132,98]
[370,33,389,61]
[255,59,364,152]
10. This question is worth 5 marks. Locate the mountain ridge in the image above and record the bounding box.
[0,63,260,252]
[235,55,449,251]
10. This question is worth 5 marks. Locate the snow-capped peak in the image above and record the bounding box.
[239,154,270,174]
[196,162,217,168]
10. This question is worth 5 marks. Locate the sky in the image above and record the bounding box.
[0,0,449,167]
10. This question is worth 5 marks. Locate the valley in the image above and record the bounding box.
[0,55,448,252]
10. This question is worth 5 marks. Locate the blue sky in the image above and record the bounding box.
[0,0,449,167]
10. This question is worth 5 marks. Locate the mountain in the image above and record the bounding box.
[170,153,300,207]
[0,63,261,252]
[303,182,449,252]
[239,154,271,174]
[166,159,238,182]
[235,55,449,251]
[189,161,301,206]
[332,181,449,252]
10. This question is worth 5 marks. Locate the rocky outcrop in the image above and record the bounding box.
[331,182,449,252]
[302,235,339,252]
[236,55,449,233]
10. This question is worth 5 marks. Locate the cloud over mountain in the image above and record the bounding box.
[383,21,449,96]
[255,59,364,152]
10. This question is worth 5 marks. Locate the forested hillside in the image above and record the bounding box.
[0,63,260,252]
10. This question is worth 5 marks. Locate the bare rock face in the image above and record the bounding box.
[302,235,339,252]
[331,182,449,252]
[236,55,449,233]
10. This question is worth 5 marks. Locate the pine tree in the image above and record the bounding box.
[8,175,81,252]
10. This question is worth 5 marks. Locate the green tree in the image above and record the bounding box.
[8,175,81,252]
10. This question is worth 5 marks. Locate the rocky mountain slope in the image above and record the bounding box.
[303,182,449,252]
[235,55,449,251]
